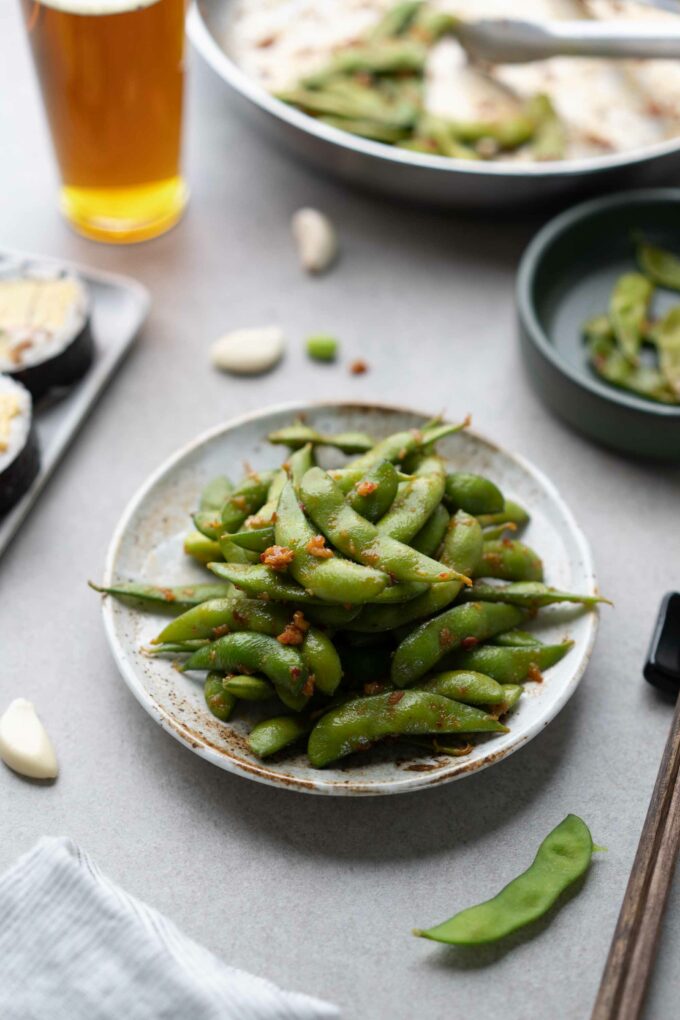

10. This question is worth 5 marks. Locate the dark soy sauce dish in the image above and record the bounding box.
[517,189,680,461]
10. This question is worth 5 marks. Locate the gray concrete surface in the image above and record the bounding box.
[1,4,679,1017]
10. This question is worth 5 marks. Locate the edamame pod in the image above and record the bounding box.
[301,627,343,696]
[415,815,595,945]
[460,581,608,609]
[610,272,654,362]
[376,455,446,542]
[222,675,274,701]
[347,509,482,633]
[204,673,236,722]
[477,500,530,531]
[193,511,224,541]
[275,481,388,603]
[444,472,504,516]
[153,598,290,645]
[497,684,523,715]
[199,476,233,512]
[229,526,276,552]
[348,460,399,523]
[391,602,526,687]
[308,690,506,767]
[476,540,544,582]
[218,535,260,565]
[329,418,469,492]
[89,580,235,611]
[221,471,276,533]
[410,503,449,558]
[184,632,309,697]
[249,715,312,758]
[184,531,223,565]
[244,469,287,530]
[638,240,680,292]
[492,629,543,648]
[442,641,573,684]
[300,468,469,585]
[208,562,342,604]
[268,424,374,453]
[418,670,505,706]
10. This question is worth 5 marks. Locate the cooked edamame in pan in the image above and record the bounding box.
[93,417,606,768]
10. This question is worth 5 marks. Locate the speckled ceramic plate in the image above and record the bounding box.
[101,401,599,796]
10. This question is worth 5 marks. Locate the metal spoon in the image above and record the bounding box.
[456,19,680,64]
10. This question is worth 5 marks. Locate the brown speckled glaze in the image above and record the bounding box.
[101,401,599,796]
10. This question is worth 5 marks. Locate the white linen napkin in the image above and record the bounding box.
[0,837,339,1020]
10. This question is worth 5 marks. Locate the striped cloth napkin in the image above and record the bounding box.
[0,837,338,1020]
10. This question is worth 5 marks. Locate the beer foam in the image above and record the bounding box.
[35,0,161,13]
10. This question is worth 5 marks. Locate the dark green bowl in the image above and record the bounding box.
[517,188,680,461]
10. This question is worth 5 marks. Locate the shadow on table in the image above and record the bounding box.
[143,680,583,866]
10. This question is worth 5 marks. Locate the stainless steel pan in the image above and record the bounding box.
[187,0,680,210]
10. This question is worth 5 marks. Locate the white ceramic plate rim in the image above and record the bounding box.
[102,400,598,796]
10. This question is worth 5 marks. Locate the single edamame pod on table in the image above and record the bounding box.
[307,690,507,767]
[199,475,233,512]
[476,540,544,582]
[391,601,526,687]
[204,673,236,722]
[183,631,309,698]
[442,640,573,684]
[443,472,504,516]
[299,467,469,585]
[152,597,290,645]
[415,814,596,945]
[275,480,388,603]
[306,335,339,363]
[347,459,400,522]
[88,580,235,611]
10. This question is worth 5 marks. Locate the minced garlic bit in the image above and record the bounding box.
[260,544,295,571]
[306,534,333,559]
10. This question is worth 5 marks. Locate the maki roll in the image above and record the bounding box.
[0,374,40,514]
[0,268,94,398]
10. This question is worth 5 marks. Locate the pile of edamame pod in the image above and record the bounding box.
[276,1,565,162]
[94,417,606,769]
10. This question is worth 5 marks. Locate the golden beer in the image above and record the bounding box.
[21,0,187,243]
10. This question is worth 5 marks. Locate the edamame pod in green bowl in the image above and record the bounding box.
[98,401,600,795]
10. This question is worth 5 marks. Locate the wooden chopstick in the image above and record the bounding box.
[591,695,680,1020]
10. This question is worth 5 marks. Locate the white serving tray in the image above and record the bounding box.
[0,249,150,558]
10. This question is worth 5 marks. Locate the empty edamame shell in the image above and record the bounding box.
[211,327,284,375]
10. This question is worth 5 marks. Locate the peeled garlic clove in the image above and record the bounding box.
[211,327,284,375]
[291,208,338,274]
[0,698,58,780]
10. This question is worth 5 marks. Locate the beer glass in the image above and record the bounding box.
[21,0,187,243]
